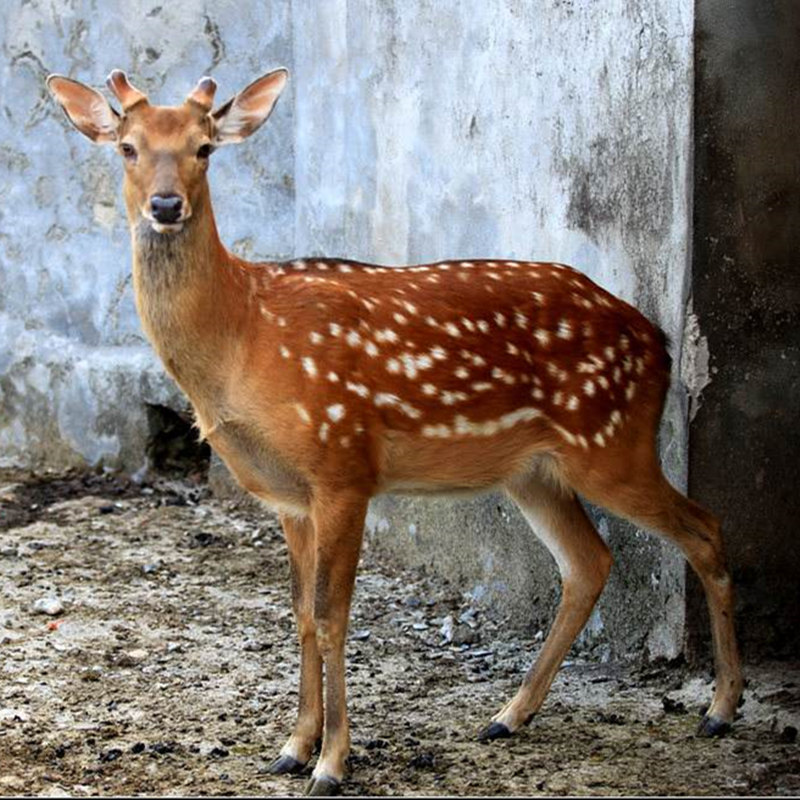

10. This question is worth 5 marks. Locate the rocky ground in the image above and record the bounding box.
[0,469,798,797]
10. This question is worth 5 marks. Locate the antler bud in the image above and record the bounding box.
[106,70,148,112]
[186,77,217,111]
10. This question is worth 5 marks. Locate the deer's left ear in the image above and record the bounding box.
[212,68,288,146]
[46,75,120,144]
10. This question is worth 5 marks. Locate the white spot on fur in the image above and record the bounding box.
[346,330,362,347]
[422,423,452,438]
[295,404,311,424]
[430,345,448,361]
[329,323,342,337]
[309,331,324,345]
[327,371,339,382]
[454,366,470,379]
[452,406,542,437]
[440,390,469,405]
[557,320,573,340]
[494,312,507,328]
[422,383,437,396]
[279,345,291,359]
[566,395,580,411]
[326,404,346,422]
[346,381,370,398]
[319,423,330,442]
[302,357,317,378]
[375,328,399,343]
[583,380,596,396]
[374,393,421,419]
[444,322,461,337]
[534,329,550,347]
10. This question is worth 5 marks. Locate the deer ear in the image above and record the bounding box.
[46,75,120,144]
[212,68,288,146]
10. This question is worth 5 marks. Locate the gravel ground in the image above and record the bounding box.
[0,470,798,797]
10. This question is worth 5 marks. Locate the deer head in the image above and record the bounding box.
[46,69,288,234]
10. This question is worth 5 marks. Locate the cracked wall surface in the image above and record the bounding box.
[2,1,694,656]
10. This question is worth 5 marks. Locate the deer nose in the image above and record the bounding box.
[150,195,183,224]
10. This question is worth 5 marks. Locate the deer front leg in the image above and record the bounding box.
[305,491,368,797]
[269,513,323,775]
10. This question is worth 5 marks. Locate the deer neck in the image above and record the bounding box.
[130,185,240,397]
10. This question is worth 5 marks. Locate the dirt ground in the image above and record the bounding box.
[0,470,798,797]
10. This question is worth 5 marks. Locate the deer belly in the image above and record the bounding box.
[207,421,311,517]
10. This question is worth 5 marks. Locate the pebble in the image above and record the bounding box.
[440,615,455,643]
[351,629,371,641]
[117,649,147,667]
[32,597,64,616]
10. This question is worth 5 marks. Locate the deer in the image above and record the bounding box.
[46,68,743,796]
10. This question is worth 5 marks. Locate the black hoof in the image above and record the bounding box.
[697,714,731,738]
[305,775,341,796]
[478,721,512,742]
[268,754,306,775]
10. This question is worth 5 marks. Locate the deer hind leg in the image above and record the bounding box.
[480,470,612,740]
[570,461,743,736]
[305,490,369,796]
[269,513,323,775]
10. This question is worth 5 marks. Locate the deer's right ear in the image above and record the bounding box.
[46,75,120,144]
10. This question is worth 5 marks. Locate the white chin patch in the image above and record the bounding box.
[151,222,184,234]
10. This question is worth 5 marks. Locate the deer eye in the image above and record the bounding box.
[120,143,137,160]
[197,143,214,159]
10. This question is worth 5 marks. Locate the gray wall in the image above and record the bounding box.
[690,0,800,658]
[1,1,696,657]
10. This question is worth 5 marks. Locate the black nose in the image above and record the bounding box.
[150,195,183,224]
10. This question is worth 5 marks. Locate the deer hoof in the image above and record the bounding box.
[697,714,731,738]
[305,775,341,796]
[478,721,512,742]
[268,754,307,775]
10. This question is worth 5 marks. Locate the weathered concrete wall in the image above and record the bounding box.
[290,1,694,657]
[690,0,800,658]
[0,0,293,471]
[2,1,695,657]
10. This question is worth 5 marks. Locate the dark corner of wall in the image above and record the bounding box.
[689,0,800,661]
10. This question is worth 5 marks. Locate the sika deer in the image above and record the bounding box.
[47,69,743,796]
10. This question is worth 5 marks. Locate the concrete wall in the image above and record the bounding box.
[294,1,693,657]
[2,1,696,657]
[690,0,800,658]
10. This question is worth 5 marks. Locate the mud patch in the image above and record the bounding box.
[0,471,797,796]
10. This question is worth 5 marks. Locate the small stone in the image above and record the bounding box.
[117,649,147,667]
[350,629,371,641]
[440,615,455,644]
[412,622,429,631]
[32,597,64,616]
[141,563,160,574]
